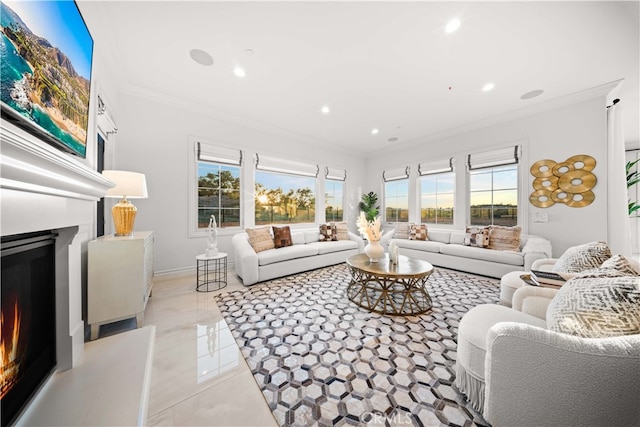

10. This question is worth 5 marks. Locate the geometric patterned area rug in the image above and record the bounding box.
[215,263,499,426]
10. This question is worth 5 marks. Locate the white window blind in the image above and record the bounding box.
[255,154,319,177]
[325,167,346,181]
[383,166,410,182]
[418,157,454,176]
[197,141,243,166]
[467,146,519,171]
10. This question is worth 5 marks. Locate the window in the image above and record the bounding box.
[383,166,410,223]
[469,165,518,226]
[420,173,454,224]
[325,180,344,221]
[467,146,520,226]
[197,162,241,228]
[195,142,242,229]
[254,155,318,225]
[325,167,346,222]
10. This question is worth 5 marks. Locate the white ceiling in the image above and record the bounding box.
[79,1,640,155]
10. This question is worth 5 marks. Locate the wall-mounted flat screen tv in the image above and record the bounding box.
[0,0,93,158]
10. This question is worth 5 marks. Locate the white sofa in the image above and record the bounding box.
[380,228,552,278]
[232,229,364,286]
[456,285,640,426]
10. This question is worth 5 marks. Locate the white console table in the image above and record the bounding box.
[17,326,155,426]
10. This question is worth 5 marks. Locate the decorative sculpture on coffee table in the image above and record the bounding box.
[357,212,384,262]
[206,215,218,257]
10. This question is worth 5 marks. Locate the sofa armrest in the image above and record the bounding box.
[348,231,365,253]
[379,229,395,249]
[511,286,558,320]
[530,257,559,271]
[521,236,552,271]
[231,233,259,286]
[484,323,640,427]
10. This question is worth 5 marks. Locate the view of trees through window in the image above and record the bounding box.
[420,172,454,224]
[197,162,241,228]
[385,180,409,222]
[469,165,518,226]
[255,171,316,225]
[325,180,344,222]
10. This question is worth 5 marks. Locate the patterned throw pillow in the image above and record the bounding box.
[332,222,350,241]
[319,224,337,241]
[546,276,640,338]
[246,226,275,253]
[394,223,411,239]
[464,226,489,248]
[273,226,293,249]
[600,255,640,276]
[487,225,521,251]
[552,241,612,273]
[410,223,428,241]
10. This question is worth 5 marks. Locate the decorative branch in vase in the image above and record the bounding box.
[357,212,384,262]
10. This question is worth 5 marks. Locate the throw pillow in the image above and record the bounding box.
[552,241,612,273]
[410,223,428,241]
[464,226,489,248]
[546,276,640,338]
[245,226,275,253]
[600,254,640,276]
[272,226,293,249]
[394,223,411,240]
[332,222,350,241]
[487,225,521,251]
[319,224,337,241]
[573,268,634,279]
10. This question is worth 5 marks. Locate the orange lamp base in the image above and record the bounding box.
[112,199,138,236]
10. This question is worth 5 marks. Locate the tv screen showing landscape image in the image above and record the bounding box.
[0,0,93,158]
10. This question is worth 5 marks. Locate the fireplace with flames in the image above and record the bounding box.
[1,232,57,427]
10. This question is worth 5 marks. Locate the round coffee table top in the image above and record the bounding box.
[346,253,433,278]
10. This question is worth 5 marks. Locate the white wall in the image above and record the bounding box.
[111,92,366,273]
[366,94,610,257]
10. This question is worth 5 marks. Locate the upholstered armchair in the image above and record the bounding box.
[456,285,640,427]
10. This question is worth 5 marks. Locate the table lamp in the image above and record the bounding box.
[102,170,148,236]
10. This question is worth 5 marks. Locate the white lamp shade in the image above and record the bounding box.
[102,170,148,199]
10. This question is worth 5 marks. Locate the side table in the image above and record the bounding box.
[196,252,228,292]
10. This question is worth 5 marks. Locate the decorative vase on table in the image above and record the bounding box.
[364,239,385,263]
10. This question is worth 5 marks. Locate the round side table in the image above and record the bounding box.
[196,252,228,292]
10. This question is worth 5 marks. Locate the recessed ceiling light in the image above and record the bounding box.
[388,137,399,142]
[521,89,544,100]
[445,19,461,33]
[371,128,379,135]
[234,66,246,77]
[482,82,495,92]
[321,106,330,114]
[245,49,254,55]
[189,49,214,66]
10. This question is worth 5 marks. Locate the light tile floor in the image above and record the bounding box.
[143,270,277,426]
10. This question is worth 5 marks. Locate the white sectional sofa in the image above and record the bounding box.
[381,228,552,278]
[232,229,364,286]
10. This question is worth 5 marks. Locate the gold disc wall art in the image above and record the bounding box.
[529,154,597,208]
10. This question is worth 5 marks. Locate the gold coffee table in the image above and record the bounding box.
[346,253,434,315]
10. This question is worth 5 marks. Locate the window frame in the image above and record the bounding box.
[384,178,410,223]
[419,171,455,225]
[325,178,345,222]
[468,163,520,227]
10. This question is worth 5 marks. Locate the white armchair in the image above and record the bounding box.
[456,286,640,427]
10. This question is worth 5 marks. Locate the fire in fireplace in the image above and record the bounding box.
[1,232,57,427]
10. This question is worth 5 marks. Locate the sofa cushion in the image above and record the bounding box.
[429,229,451,244]
[487,225,521,252]
[307,240,358,255]
[246,226,275,253]
[291,232,306,245]
[394,222,411,239]
[546,276,640,338]
[552,241,612,273]
[392,239,443,253]
[410,223,428,240]
[273,226,293,248]
[600,254,640,276]
[258,245,319,266]
[440,244,524,266]
[449,231,465,245]
[464,226,489,248]
[319,224,338,241]
[332,222,350,240]
[304,230,320,243]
